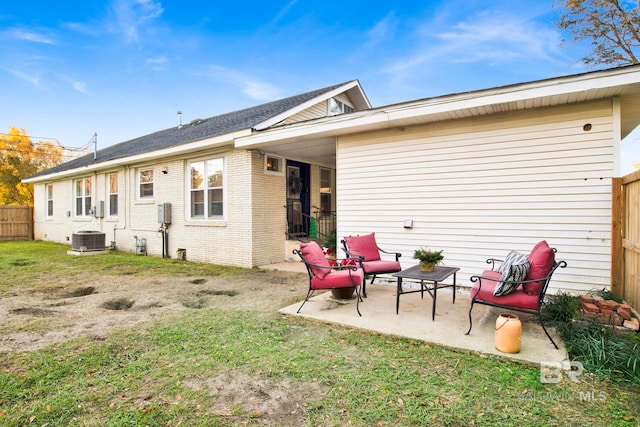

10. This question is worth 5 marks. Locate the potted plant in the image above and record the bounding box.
[413,247,444,272]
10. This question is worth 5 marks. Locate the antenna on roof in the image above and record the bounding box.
[92,133,97,161]
[177,111,182,129]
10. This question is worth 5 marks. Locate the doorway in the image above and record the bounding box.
[286,160,310,238]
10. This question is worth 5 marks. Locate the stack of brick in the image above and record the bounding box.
[578,294,640,331]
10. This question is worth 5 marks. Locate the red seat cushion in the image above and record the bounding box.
[471,270,539,311]
[300,241,332,280]
[361,259,401,275]
[344,233,381,261]
[311,268,364,290]
[523,240,555,296]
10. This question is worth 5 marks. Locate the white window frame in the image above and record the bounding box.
[319,167,333,213]
[328,97,355,116]
[138,168,154,199]
[45,183,53,218]
[108,172,118,217]
[74,177,92,217]
[187,157,225,220]
[264,154,284,174]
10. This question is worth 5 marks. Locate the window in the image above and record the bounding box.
[189,158,224,218]
[138,169,154,199]
[74,177,92,217]
[265,154,284,173]
[108,173,118,216]
[320,167,332,213]
[327,98,354,116]
[45,184,53,217]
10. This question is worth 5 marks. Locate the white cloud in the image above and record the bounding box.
[387,10,562,74]
[7,28,56,45]
[71,80,89,94]
[203,65,281,101]
[366,12,398,47]
[438,12,561,63]
[268,0,299,27]
[108,0,164,44]
[242,81,282,101]
[146,56,169,70]
[0,65,41,87]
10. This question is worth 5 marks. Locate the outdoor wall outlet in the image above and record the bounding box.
[404,219,413,229]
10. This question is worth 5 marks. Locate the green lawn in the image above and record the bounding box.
[0,241,638,426]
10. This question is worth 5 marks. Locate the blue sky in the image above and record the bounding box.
[1,0,638,172]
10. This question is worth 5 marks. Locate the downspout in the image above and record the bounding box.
[111,166,129,248]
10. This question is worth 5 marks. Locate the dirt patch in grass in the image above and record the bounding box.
[9,307,57,317]
[195,289,238,297]
[0,265,308,426]
[101,298,135,310]
[0,268,304,352]
[183,371,327,426]
[60,286,96,298]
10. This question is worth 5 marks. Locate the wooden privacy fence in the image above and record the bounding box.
[612,170,640,310]
[0,206,33,241]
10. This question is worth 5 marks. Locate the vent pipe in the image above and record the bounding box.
[177,111,182,129]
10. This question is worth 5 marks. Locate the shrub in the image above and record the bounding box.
[543,292,640,384]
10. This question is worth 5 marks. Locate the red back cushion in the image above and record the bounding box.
[523,240,555,296]
[344,233,381,261]
[300,241,331,279]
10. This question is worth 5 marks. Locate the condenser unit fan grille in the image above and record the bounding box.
[71,231,106,251]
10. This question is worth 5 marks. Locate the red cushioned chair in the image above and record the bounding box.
[294,241,364,316]
[465,241,567,349]
[341,233,402,297]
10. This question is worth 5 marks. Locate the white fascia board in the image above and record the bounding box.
[236,111,388,147]
[252,80,365,131]
[386,67,640,120]
[237,67,640,147]
[24,129,250,183]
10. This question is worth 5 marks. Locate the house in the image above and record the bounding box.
[25,65,640,293]
[233,65,640,294]
[24,80,371,268]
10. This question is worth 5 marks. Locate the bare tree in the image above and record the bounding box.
[555,0,640,65]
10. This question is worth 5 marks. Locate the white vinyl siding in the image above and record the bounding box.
[282,103,330,125]
[336,100,615,294]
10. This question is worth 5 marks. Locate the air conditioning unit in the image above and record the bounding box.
[71,231,106,251]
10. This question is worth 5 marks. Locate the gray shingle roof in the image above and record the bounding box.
[30,81,352,178]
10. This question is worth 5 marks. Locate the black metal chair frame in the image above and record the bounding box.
[466,254,567,349]
[340,239,401,297]
[293,248,363,316]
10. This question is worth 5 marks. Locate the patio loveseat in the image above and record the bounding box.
[465,240,567,349]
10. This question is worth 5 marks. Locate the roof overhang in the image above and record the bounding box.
[23,129,250,183]
[236,65,640,153]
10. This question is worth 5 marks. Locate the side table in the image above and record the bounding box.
[393,265,459,320]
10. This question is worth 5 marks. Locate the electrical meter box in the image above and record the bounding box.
[94,201,104,218]
[157,203,172,224]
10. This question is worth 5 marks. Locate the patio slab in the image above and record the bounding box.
[278,280,568,366]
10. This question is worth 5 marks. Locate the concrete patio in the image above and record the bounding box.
[267,262,569,365]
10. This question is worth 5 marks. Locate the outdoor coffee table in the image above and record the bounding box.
[393,265,459,320]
